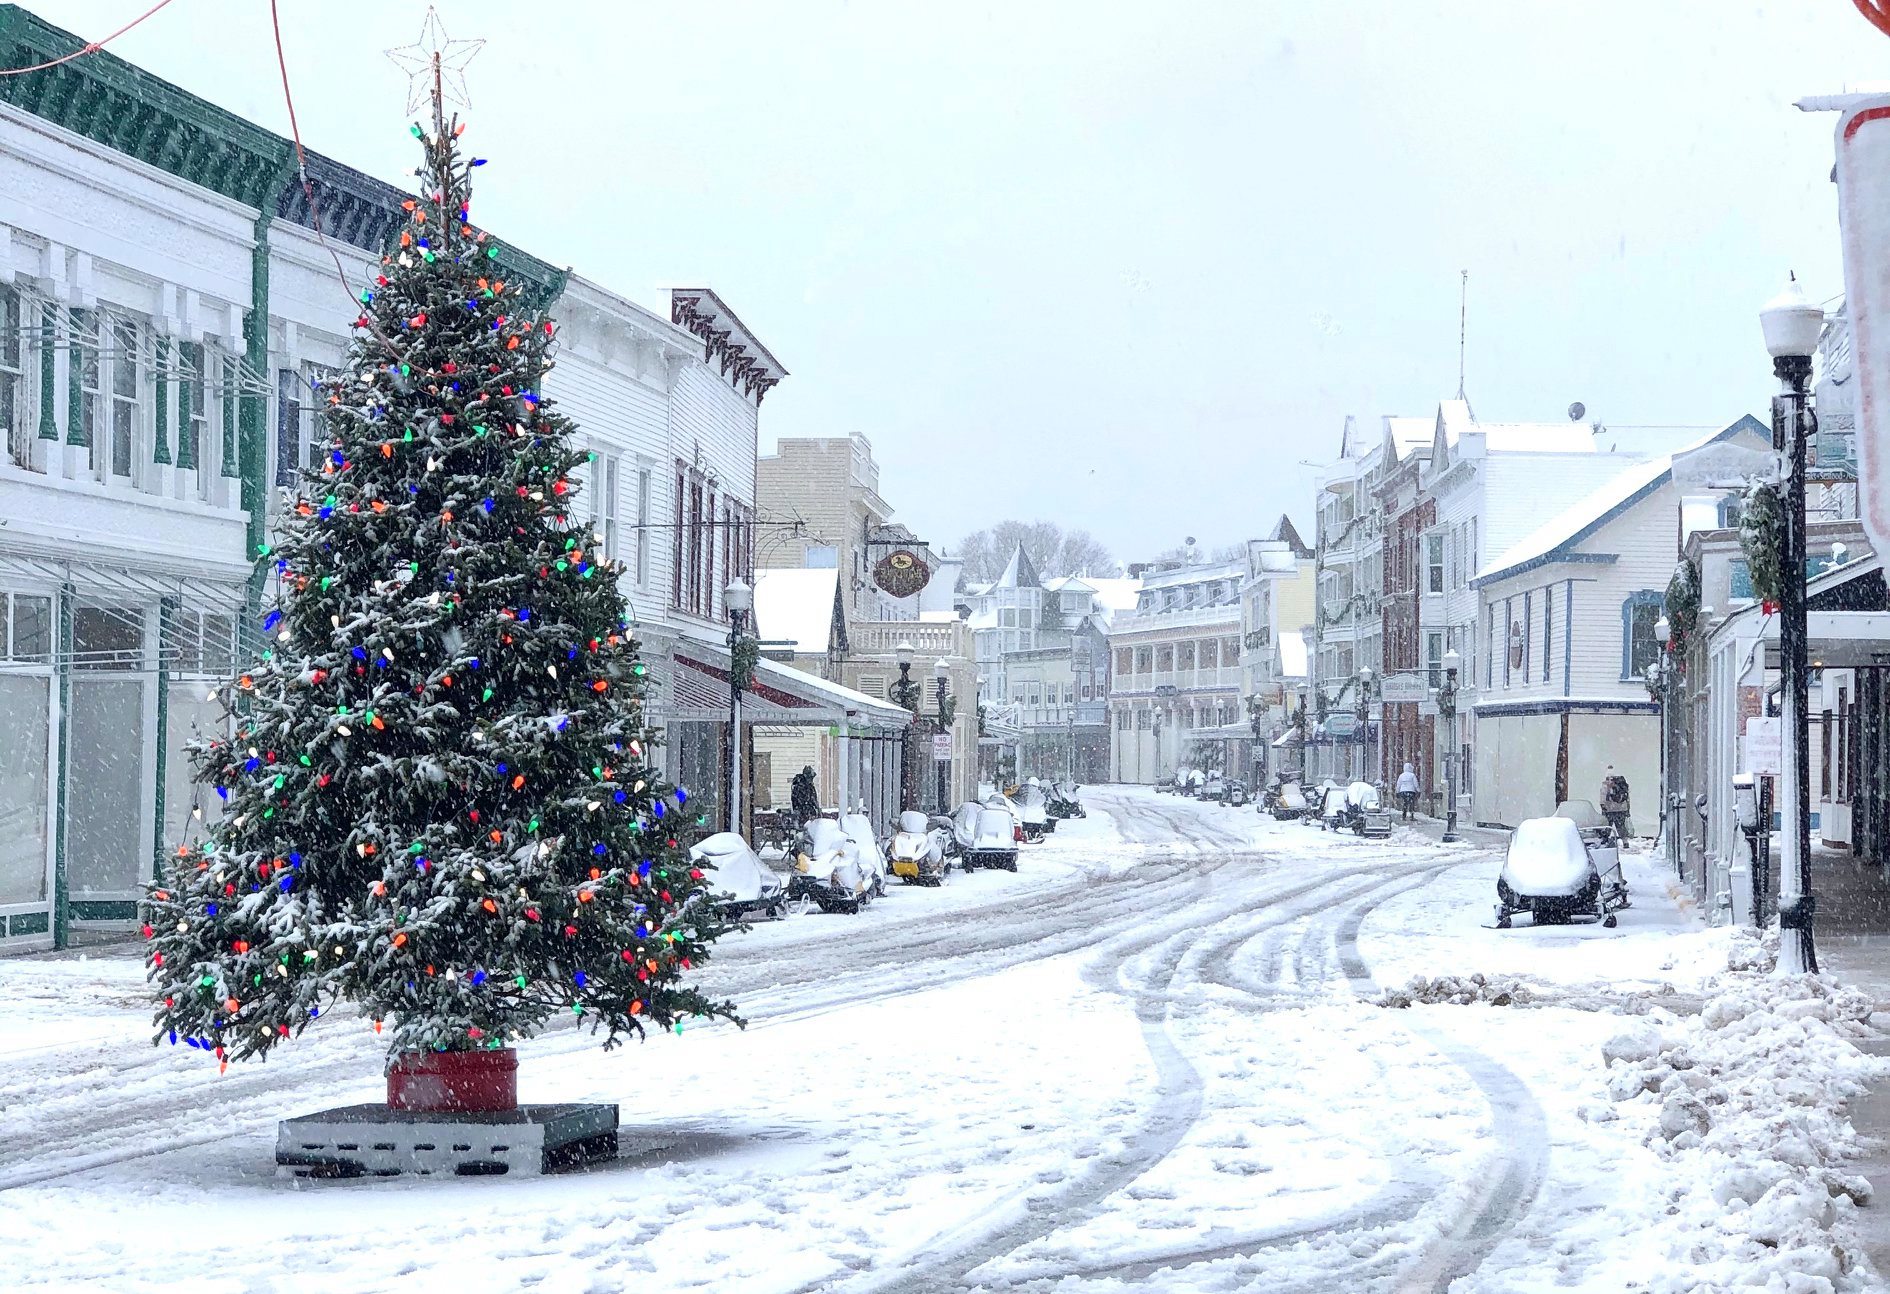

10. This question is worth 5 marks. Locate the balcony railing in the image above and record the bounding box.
[850,619,972,659]
[1115,666,1241,694]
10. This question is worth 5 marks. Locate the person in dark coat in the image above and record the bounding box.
[790,765,821,825]
[1600,766,1631,841]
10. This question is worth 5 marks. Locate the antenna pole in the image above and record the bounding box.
[1457,269,1468,400]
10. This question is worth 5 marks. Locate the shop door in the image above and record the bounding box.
[66,677,147,903]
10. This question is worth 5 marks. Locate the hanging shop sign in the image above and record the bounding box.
[873,550,931,599]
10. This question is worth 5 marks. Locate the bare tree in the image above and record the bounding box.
[955,521,1120,586]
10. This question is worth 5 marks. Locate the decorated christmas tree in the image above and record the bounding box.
[146,105,738,1072]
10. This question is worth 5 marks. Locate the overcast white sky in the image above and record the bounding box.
[27,0,1890,563]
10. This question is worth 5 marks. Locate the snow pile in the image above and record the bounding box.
[1593,930,1885,1293]
[1379,972,1539,1008]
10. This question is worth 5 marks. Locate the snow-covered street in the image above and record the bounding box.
[6,787,1874,1292]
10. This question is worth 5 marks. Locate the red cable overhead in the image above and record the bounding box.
[268,0,404,360]
[0,0,178,76]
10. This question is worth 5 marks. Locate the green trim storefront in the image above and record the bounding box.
[0,5,568,949]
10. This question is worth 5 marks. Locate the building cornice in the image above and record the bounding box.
[670,288,787,404]
[0,5,294,210]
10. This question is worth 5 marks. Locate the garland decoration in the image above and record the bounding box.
[1738,480,1787,609]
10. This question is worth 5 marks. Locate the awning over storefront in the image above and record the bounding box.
[1271,725,1303,748]
[658,646,912,732]
[0,550,249,610]
[1759,611,1890,670]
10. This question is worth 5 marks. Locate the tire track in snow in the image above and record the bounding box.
[1017,852,1546,1294]
[839,852,1433,1294]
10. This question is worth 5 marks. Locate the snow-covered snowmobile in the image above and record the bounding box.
[791,818,874,914]
[982,792,1026,843]
[1494,812,1630,928]
[1264,778,1310,820]
[1016,782,1052,840]
[1047,781,1086,819]
[954,801,1019,871]
[1344,781,1393,838]
[689,832,788,921]
[1318,784,1349,830]
[839,813,889,896]
[888,810,952,886]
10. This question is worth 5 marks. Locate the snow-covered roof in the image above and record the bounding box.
[966,607,998,631]
[753,657,910,726]
[1088,577,1142,612]
[753,568,839,654]
[1042,575,1096,593]
[1473,422,1598,454]
[1473,415,1769,587]
[1277,630,1308,679]
[1384,416,1433,460]
[993,546,1043,589]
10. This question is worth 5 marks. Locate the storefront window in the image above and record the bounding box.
[0,673,50,905]
[73,605,144,671]
[3,592,52,663]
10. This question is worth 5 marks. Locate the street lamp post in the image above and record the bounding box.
[1439,648,1461,842]
[934,658,952,810]
[891,640,919,810]
[1295,685,1310,780]
[1355,666,1376,785]
[724,578,753,836]
[1652,614,1680,878]
[1760,275,1823,975]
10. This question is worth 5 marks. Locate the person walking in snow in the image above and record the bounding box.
[1600,766,1631,841]
[791,765,821,827]
[1395,762,1420,821]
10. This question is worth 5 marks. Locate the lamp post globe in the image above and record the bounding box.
[724,577,752,618]
[1759,274,1823,363]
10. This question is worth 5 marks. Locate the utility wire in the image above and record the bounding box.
[0,0,177,76]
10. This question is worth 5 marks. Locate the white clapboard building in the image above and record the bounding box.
[0,6,806,952]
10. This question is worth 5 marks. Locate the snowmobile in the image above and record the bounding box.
[1264,778,1310,820]
[1047,781,1086,819]
[982,793,1026,844]
[888,810,952,886]
[1318,783,1349,830]
[953,800,1019,871]
[790,817,874,914]
[839,812,889,896]
[1016,782,1052,841]
[1344,781,1393,838]
[688,832,788,921]
[1493,811,1630,928]
[1222,779,1250,807]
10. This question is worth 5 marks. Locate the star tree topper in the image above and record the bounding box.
[385,7,484,130]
